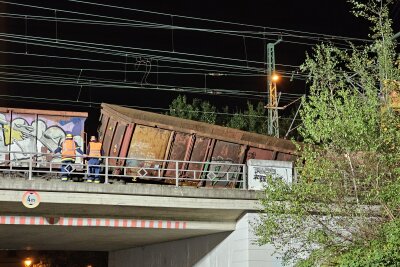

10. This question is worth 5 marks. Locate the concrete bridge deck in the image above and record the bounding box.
[0,179,261,251]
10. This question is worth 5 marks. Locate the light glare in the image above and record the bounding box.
[24,258,33,267]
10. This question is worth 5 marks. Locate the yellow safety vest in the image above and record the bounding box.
[62,139,76,160]
[89,142,102,158]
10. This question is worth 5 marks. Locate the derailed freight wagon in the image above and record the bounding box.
[98,103,297,187]
[0,107,87,166]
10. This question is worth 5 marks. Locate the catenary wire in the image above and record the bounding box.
[0,33,267,73]
[0,93,303,120]
[67,0,371,43]
[0,12,359,49]
[0,73,301,103]
[0,64,306,98]
[1,1,371,43]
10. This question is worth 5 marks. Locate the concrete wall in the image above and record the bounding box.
[109,213,284,267]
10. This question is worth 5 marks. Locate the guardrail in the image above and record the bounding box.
[0,151,247,189]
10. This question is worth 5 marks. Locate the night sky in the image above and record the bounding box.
[0,0,393,133]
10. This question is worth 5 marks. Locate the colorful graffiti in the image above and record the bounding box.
[204,157,240,187]
[0,111,86,164]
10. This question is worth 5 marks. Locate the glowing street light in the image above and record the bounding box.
[23,258,33,267]
[271,73,280,82]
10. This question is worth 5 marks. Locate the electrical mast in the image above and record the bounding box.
[266,38,282,138]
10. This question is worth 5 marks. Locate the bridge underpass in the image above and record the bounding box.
[0,179,259,252]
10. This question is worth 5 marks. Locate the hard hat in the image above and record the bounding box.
[90,136,96,141]
[66,133,73,139]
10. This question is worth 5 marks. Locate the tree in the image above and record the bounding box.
[167,95,217,123]
[255,1,400,266]
[227,102,268,135]
[226,111,247,130]
[199,100,217,124]
[168,95,273,135]
[168,95,197,120]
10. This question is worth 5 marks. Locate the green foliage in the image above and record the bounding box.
[227,102,268,135]
[168,96,273,135]
[299,44,381,151]
[226,112,247,130]
[168,95,198,120]
[334,219,400,266]
[199,100,217,124]
[255,1,400,266]
[168,95,217,124]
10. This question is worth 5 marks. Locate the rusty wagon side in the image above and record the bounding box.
[98,103,297,187]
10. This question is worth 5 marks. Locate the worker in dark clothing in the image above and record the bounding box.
[54,133,85,181]
[86,135,104,183]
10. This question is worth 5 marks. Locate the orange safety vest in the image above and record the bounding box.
[62,139,76,160]
[89,142,102,158]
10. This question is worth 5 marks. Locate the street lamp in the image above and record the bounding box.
[23,258,33,267]
[267,72,280,137]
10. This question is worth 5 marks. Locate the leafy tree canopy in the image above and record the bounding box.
[167,95,300,137]
[255,0,400,266]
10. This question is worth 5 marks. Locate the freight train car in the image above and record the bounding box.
[0,107,87,167]
[98,103,297,187]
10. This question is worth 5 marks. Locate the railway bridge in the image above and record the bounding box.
[0,104,296,266]
[0,156,289,267]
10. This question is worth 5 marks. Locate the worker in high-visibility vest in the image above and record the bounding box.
[86,135,104,183]
[54,133,85,181]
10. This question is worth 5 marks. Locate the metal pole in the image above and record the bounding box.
[175,162,179,187]
[242,164,247,190]
[284,101,302,139]
[392,31,400,40]
[28,154,33,180]
[267,38,282,138]
[86,159,89,180]
[267,43,274,137]
[104,157,109,184]
[9,156,12,173]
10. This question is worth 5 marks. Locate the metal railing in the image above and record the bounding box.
[0,151,247,189]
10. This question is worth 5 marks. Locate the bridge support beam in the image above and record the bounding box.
[108,213,283,267]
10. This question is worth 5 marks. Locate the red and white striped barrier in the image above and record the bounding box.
[0,215,187,229]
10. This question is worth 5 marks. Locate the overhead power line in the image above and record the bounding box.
[67,0,371,43]
[0,93,303,120]
[0,0,341,111]
[0,63,295,78]
[0,33,266,73]
[1,1,370,45]
[0,12,361,49]
[0,31,333,71]
[0,13,281,42]
[0,68,302,101]
[0,33,312,81]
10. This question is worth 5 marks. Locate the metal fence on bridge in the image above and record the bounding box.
[0,151,247,189]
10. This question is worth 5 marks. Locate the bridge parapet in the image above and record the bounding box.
[0,151,247,188]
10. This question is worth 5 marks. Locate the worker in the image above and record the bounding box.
[86,135,103,183]
[54,133,85,181]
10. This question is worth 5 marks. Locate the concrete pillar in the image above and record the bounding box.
[109,213,284,267]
